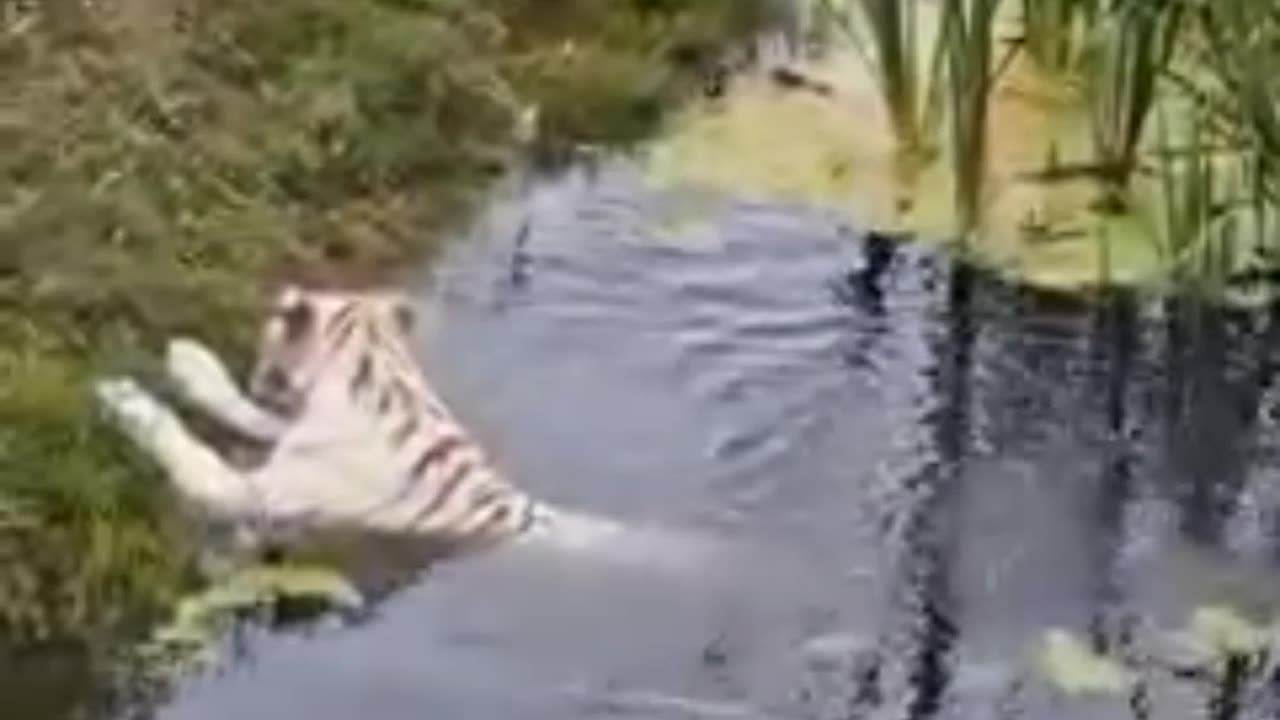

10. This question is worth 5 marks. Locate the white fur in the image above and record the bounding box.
[97,338,432,534]
[97,332,719,573]
[94,376,260,522]
[519,505,719,574]
[166,337,288,443]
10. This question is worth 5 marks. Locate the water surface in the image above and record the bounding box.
[154,162,1280,720]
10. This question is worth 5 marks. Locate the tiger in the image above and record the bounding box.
[93,283,712,573]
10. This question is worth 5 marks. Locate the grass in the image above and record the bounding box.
[0,0,767,656]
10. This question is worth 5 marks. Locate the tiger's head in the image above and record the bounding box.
[249,283,417,417]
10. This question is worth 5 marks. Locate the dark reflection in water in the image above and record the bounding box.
[42,162,1280,720]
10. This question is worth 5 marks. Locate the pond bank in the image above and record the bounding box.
[0,0,770,684]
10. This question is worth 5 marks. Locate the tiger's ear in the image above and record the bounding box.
[271,283,303,309]
[393,301,416,334]
[280,296,316,341]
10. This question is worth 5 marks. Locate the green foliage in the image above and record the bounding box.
[0,351,194,644]
[1085,0,1183,208]
[1152,104,1249,293]
[938,0,1004,236]
[1034,607,1277,702]
[1190,0,1280,199]
[479,0,771,156]
[1020,0,1096,74]
[142,563,361,661]
[104,560,365,709]
[846,0,948,164]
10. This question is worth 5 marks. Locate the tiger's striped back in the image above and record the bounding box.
[251,286,543,553]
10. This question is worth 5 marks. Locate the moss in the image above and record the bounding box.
[0,0,766,653]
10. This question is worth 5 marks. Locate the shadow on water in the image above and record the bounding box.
[69,160,1280,719]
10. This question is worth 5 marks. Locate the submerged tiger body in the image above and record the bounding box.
[95,285,704,571]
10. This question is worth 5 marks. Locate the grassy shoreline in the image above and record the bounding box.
[0,0,768,651]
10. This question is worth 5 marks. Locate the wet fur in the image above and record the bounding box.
[94,288,715,574]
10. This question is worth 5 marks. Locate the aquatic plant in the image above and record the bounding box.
[1153,106,1232,291]
[1177,0,1280,280]
[1189,0,1280,198]
[1084,0,1183,211]
[1033,605,1280,720]
[645,0,1280,292]
[938,0,1004,237]
[846,0,947,166]
[1035,628,1134,697]
[1019,0,1097,75]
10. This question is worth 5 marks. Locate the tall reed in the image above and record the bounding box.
[1087,0,1183,211]
[1154,105,1241,292]
[939,0,1004,237]
[1020,0,1097,75]
[1168,0,1280,282]
[1193,0,1280,202]
[850,0,948,164]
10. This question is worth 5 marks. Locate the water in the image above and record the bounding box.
[130,162,1280,717]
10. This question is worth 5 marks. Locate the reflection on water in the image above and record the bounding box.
[65,162,1280,718]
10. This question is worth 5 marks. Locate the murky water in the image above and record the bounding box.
[137,161,1280,719]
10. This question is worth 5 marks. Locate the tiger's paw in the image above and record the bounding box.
[166,336,286,441]
[166,337,232,397]
[94,376,165,439]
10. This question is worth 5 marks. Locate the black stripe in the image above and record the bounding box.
[365,434,454,514]
[328,313,358,352]
[324,303,357,336]
[392,379,416,414]
[409,433,465,479]
[467,485,504,511]
[516,500,538,534]
[349,353,373,395]
[391,416,419,447]
[377,386,394,414]
[409,459,475,528]
[469,501,513,539]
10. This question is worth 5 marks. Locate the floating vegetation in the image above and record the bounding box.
[143,563,361,659]
[1172,606,1272,662]
[1034,605,1280,710]
[1034,628,1133,697]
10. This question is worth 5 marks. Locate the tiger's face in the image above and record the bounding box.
[249,284,416,416]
